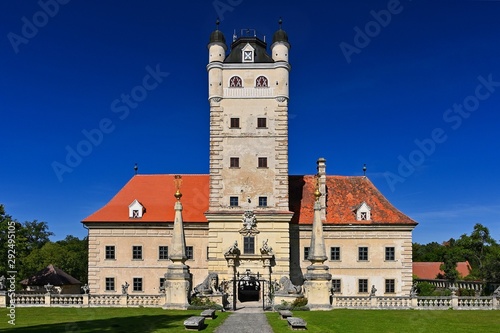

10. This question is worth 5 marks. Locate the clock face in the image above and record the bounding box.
[243,50,253,62]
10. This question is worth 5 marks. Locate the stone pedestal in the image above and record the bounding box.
[163,264,191,310]
[303,276,332,310]
[0,292,6,307]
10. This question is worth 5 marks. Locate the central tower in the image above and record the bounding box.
[205,21,293,281]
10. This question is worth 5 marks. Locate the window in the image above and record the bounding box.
[303,247,310,260]
[105,246,115,260]
[243,237,255,254]
[385,279,395,293]
[229,196,239,207]
[159,277,165,290]
[330,247,340,261]
[105,277,115,291]
[332,279,341,293]
[255,76,268,87]
[258,196,267,207]
[159,246,169,260]
[358,247,368,261]
[358,279,368,293]
[230,157,240,168]
[133,277,143,292]
[230,117,240,128]
[229,76,242,87]
[360,212,367,220]
[132,210,139,218]
[385,247,395,261]
[185,246,193,260]
[132,246,142,260]
[258,157,268,168]
[257,117,267,128]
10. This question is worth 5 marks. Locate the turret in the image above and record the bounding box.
[208,19,227,63]
[271,18,290,62]
[207,19,226,101]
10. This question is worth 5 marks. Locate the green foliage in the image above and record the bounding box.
[274,297,309,311]
[415,282,436,296]
[291,296,308,307]
[0,204,88,287]
[458,288,476,296]
[413,223,500,283]
[188,296,223,310]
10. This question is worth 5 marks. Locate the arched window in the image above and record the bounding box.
[255,76,268,87]
[229,76,242,87]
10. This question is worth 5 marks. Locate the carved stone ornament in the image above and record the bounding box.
[275,96,287,102]
[239,211,259,236]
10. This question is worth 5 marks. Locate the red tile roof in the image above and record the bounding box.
[83,175,209,223]
[289,175,417,225]
[412,262,471,279]
[82,174,416,226]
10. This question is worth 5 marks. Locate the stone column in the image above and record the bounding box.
[163,179,192,309]
[303,181,332,310]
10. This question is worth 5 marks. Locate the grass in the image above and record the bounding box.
[266,309,500,333]
[2,308,500,332]
[0,307,229,332]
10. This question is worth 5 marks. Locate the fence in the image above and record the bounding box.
[1,292,165,308]
[1,292,499,310]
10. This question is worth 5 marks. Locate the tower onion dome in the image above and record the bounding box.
[209,18,226,44]
[272,18,289,44]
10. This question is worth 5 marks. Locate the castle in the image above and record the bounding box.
[82,21,417,303]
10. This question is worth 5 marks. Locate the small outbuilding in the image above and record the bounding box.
[20,264,82,294]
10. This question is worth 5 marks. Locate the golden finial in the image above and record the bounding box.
[314,173,321,201]
[174,175,182,201]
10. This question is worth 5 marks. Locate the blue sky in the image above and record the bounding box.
[1,0,499,244]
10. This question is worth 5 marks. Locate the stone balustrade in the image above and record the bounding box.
[2,292,499,310]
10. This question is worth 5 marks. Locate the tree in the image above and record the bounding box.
[21,235,88,284]
[456,223,497,278]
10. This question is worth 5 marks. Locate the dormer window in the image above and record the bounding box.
[129,199,144,218]
[241,43,255,63]
[229,76,242,87]
[255,76,268,87]
[353,202,371,221]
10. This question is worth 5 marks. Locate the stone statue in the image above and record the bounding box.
[260,239,273,255]
[44,283,53,293]
[410,282,418,297]
[0,276,5,290]
[370,285,377,297]
[121,281,129,295]
[81,283,90,294]
[275,276,302,295]
[193,273,220,295]
[225,241,240,256]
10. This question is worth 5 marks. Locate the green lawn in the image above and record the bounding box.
[0,307,229,333]
[1,308,500,332]
[266,309,500,333]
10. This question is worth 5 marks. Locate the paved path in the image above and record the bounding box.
[215,301,273,333]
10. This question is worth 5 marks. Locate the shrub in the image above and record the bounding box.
[416,282,436,296]
[291,297,308,308]
[188,296,223,310]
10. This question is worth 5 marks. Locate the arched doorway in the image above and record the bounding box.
[238,272,261,302]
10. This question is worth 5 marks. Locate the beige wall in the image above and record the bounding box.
[87,224,209,294]
[291,225,414,297]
